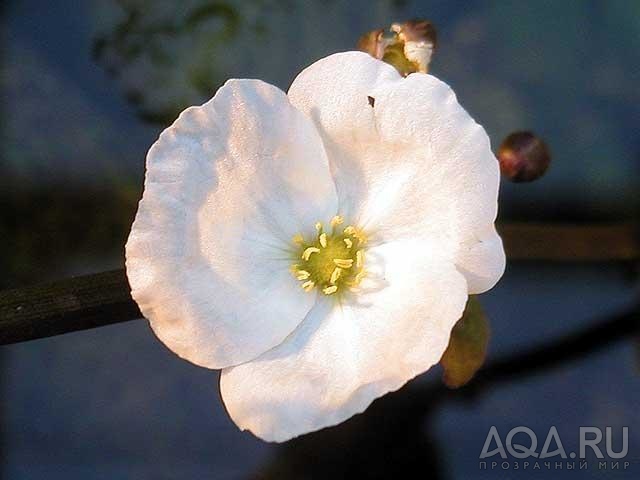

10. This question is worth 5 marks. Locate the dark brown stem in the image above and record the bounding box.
[498,222,638,261]
[0,270,140,345]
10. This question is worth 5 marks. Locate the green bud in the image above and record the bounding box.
[440,296,490,388]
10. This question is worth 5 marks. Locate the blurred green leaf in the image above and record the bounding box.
[440,296,490,388]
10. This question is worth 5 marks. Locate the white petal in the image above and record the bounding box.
[288,52,505,294]
[456,224,506,294]
[220,240,468,442]
[126,79,338,369]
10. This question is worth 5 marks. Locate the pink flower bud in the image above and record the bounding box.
[498,131,551,182]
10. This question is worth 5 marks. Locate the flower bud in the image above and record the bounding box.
[498,131,551,182]
[357,19,437,76]
[440,297,489,388]
[391,19,437,73]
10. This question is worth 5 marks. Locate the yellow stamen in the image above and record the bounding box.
[292,216,367,295]
[322,285,338,295]
[302,247,320,260]
[333,258,354,269]
[330,215,344,227]
[330,267,342,284]
[296,270,311,280]
[319,233,328,248]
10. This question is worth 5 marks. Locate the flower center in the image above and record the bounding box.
[291,216,367,296]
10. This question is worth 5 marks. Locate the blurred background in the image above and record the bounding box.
[0,0,638,478]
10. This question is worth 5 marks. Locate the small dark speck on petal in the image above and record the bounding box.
[367,96,375,107]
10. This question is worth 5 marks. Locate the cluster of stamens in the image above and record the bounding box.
[291,216,366,296]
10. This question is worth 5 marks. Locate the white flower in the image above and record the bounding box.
[125,51,505,442]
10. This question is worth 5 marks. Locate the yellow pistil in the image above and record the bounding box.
[291,216,367,297]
